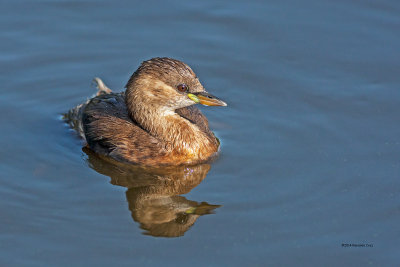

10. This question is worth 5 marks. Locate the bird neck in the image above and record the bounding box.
[125,87,215,155]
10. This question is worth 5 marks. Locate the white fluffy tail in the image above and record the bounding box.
[93,77,112,95]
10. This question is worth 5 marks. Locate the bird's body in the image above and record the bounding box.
[65,58,226,166]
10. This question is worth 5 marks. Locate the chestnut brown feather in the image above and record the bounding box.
[66,57,222,166]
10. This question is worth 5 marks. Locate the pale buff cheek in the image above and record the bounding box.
[147,80,198,108]
[152,81,176,96]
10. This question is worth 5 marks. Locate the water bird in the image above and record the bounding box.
[65,57,227,165]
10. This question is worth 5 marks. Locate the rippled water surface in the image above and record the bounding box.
[1,0,400,265]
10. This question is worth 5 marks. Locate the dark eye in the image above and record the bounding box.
[177,83,188,92]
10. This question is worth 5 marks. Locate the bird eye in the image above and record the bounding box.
[177,84,188,92]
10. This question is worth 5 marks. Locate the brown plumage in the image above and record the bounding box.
[65,57,227,166]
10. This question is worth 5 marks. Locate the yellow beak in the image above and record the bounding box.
[187,92,227,107]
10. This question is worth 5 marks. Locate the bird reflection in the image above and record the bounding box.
[83,147,220,238]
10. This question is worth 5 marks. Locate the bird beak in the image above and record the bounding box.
[187,92,227,107]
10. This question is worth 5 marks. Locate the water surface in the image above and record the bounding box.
[1,0,399,265]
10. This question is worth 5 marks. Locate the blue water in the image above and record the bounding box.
[1,0,399,265]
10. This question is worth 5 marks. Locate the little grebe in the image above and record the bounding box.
[66,57,227,166]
